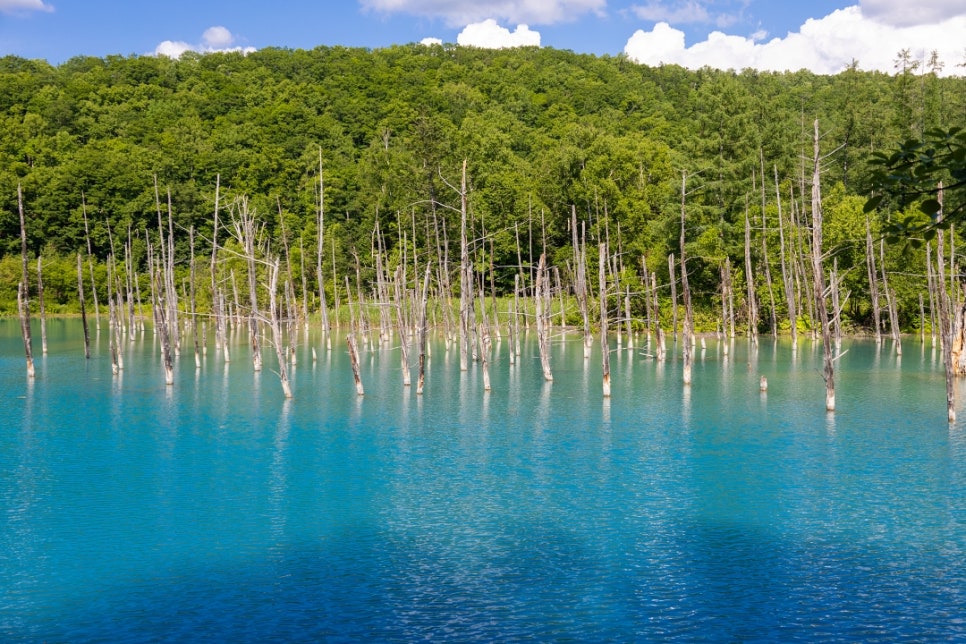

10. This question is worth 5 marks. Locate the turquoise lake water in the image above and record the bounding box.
[2,319,965,641]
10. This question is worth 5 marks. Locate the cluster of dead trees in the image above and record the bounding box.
[10,142,966,421]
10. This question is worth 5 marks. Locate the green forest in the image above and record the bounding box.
[1,43,964,335]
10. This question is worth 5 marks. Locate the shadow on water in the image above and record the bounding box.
[8,516,964,643]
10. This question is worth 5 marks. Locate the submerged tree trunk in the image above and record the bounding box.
[458,160,473,372]
[811,120,835,412]
[866,219,883,344]
[744,202,758,345]
[776,166,796,345]
[535,253,553,382]
[600,243,611,397]
[268,259,293,398]
[17,184,34,379]
[77,253,91,359]
[573,208,592,359]
[652,273,666,361]
[394,265,412,387]
[879,239,902,355]
[317,149,332,345]
[416,265,431,395]
[681,172,694,386]
[82,194,100,330]
[936,184,956,422]
[668,253,678,339]
[347,333,364,396]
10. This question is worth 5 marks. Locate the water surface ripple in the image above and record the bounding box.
[2,322,964,641]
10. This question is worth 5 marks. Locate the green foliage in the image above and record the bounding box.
[866,126,966,238]
[0,46,964,330]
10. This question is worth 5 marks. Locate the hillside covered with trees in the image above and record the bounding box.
[1,44,963,335]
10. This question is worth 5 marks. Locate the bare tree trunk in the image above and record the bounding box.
[17,184,34,379]
[625,285,633,348]
[458,160,472,371]
[668,253,678,339]
[652,273,666,361]
[758,157,778,337]
[189,226,201,369]
[417,265,431,395]
[347,333,364,396]
[600,243,611,397]
[775,166,796,344]
[866,218,882,344]
[936,184,956,421]
[82,193,100,330]
[268,258,293,398]
[394,265,412,387]
[879,239,902,355]
[535,253,553,381]
[210,175,227,355]
[77,253,91,359]
[230,197,264,372]
[811,120,835,412]
[572,209,592,359]
[107,256,120,375]
[478,313,491,392]
[149,245,175,386]
[919,293,926,345]
[163,186,180,356]
[719,260,731,344]
[317,148,332,344]
[680,171,694,386]
[744,202,758,344]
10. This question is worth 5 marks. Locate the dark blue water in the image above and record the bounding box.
[2,320,965,642]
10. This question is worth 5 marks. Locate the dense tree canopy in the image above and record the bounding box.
[0,44,963,327]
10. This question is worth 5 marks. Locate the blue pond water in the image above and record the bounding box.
[2,319,965,642]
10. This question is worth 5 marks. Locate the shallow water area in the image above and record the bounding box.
[2,320,965,641]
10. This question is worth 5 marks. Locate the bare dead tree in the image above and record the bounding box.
[935,184,956,421]
[417,264,431,395]
[267,258,293,398]
[82,193,100,330]
[600,243,611,397]
[744,200,758,345]
[535,253,553,382]
[811,120,835,412]
[77,253,90,359]
[347,333,365,396]
[316,149,332,345]
[394,265,412,387]
[680,171,694,386]
[865,218,883,344]
[17,184,35,379]
[775,165,796,345]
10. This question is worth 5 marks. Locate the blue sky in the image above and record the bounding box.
[1,0,964,75]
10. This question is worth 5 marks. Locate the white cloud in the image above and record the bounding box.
[860,0,966,27]
[202,26,234,48]
[155,40,195,59]
[0,0,53,14]
[624,6,966,75]
[360,0,604,26]
[153,26,256,59]
[457,19,540,48]
[420,37,443,46]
